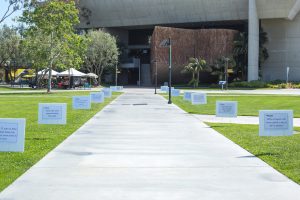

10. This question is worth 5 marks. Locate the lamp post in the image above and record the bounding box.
[286,66,290,84]
[224,57,230,90]
[153,60,158,94]
[160,38,172,104]
[115,64,118,87]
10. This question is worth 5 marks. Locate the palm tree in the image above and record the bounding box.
[233,32,248,81]
[259,29,269,66]
[183,57,211,88]
[211,56,236,82]
[233,28,269,80]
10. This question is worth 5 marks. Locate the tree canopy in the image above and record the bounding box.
[21,0,86,92]
[0,0,30,24]
[183,57,211,88]
[84,30,119,84]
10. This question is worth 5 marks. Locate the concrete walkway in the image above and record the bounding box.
[193,114,300,126]
[1,90,300,200]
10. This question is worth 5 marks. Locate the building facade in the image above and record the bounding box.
[79,0,300,85]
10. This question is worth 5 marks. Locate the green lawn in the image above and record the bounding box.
[0,91,121,191]
[0,86,33,91]
[164,94,300,117]
[207,123,300,184]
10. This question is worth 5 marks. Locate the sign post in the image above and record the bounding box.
[287,66,290,84]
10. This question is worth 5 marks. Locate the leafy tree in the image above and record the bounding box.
[259,29,269,66]
[0,25,19,67]
[183,57,211,88]
[233,28,269,81]
[211,56,236,82]
[0,25,24,82]
[21,0,86,92]
[84,30,119,84]
[233,32,248,81]
[0,0,30,24]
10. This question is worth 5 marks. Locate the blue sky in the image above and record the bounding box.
[0,0,23,26]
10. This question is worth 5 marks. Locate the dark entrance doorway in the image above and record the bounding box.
[127,68,139,85]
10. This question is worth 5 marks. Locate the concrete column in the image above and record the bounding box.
[248,0,259,81]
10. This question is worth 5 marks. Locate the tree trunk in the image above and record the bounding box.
[47,61,53,93]
[68,68,71,89]
[192,72,196,88]
[196,71,200,88]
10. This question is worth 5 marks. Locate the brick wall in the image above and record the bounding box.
[151,26,238,84]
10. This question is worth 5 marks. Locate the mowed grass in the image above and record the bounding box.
[207,123,300,184]
[0,86,34,91]
[0,91,121,191]
[164,94,300,117]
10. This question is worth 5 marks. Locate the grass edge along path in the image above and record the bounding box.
[0,91,121,192]
[207,122,300,185]
[162,94,300,117]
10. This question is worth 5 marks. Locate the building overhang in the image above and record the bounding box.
[78,0,297,29]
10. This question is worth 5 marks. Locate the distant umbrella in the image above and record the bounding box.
[86,73,98,78]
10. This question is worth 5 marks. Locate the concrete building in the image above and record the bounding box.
[78,0,300,85]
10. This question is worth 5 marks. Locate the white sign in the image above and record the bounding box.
[191,93,207,105]
[216,101,238,118]
[116,86,123,91]
[110,86,117,92]
[102,88,112,98]
[0,118,26,152]
[160,86,168,92]
[38,103,67,124]
[183,92,193,101]
[259,110,293,136]
[90,92,104,103]
[73,96,91,109]
[111,86,123,91]
[166,87,175,93]
[171,89,180,96]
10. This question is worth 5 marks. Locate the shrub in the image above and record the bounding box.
[228,80,267,88]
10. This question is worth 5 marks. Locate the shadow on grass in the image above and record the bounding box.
[26,138,51,141]
[237,152,280,159]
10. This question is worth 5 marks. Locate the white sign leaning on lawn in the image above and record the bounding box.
[38,103,67,125]
[171,89,180,96]
[0,118,26,152]
[73,96,91,109]
[90,92,104,103]
[110,86,123,91]
[216,101,238,118]
[259,110,293,136]
[183,92,193,101]
[110,86,118,92]
[116,86,123,91]
[102,88,112,98]
[160,86,168,92]
[191,93,207,105]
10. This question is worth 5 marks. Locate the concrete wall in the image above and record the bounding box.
[79,0,295,28]
[262,14,300,81]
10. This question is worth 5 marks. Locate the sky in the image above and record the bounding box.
[0,0,23,27]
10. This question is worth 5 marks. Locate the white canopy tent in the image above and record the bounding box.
[86,73,98,78]
[38,69,59,76]
[57,68,87,77]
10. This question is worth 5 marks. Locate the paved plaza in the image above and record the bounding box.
[1,89,300,200]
